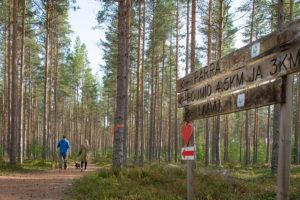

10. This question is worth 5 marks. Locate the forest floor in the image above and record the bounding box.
[0,160,98,200]
[66,163,300,200]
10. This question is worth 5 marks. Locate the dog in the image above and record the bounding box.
[75,162,81,169]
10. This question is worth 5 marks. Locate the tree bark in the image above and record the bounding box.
[43,2,50,160]
[18,0,26,164]
[112,0,130,170]
[272,0,285,174]
[174,0,179,162]
[190,0,196,72]
[205,0,212,167]
[253,109,258,164]
[266,106,271,163]
[10,0,19,165]
[139,0,146,165]
[168,34,173,163]
[185,0,190,75]
[134,0,142,164]
[245,111,250,165]
[289,0,294,21]
[214,0,224,166]
[224,115,229,163]
[294,75,300,165]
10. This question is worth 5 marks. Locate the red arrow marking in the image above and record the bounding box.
[182,150,194,156]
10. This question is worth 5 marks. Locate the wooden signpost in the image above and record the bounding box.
[178,19,300,200]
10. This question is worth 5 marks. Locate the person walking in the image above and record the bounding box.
[57,135,70,170]
[78,139,90,172]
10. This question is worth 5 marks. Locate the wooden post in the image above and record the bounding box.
[276,75,292,200]
[187,159,194,200]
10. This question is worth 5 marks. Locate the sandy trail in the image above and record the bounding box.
[0,164,98,200]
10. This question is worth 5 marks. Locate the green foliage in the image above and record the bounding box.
[66,164,300,200]
[28,139,43,159]
[0,159,51,174]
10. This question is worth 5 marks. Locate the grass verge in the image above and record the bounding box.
[66,163,300,200]
[0,160,51,174]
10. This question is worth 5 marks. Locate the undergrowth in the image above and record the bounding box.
[0,159,51,174]
[65,163,300,200]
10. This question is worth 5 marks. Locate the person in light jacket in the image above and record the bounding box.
[78,139,90,172]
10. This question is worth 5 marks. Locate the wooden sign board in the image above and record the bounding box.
[177,19,300,93]
[178,44,300,108]
[183,79,284,121]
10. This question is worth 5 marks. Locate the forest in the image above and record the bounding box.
[0,0,300,199]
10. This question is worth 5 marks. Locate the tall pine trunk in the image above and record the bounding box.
[245,111,250,165]
[174,0,179,162]
[214,0,224,166]
[134,0,142,164]
[139,0,146,165]
[43,2,50,160]
[10,0,19,165]
[294,76,300,165]
[224,116,229,162]
[266,106,271,163]
[185,0,190,75]
[205,0,212,167]
[253,109,259,164]
[18,0,26,164]
[112,0,130,170]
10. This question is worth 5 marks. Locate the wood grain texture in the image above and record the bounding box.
[178,43,300,108]
[183,79,285,121]
[177,18,300,93]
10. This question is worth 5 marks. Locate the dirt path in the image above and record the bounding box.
[0,164,98,200]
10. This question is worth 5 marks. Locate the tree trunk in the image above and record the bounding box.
[185,0,190,75]
[2,28,8,157]
[253,109,258,164]
[272,0,285,174]
[205,0,212,167]
[294,76,300,165]
[214,0,224,166]
[289,0,294,21]
[224,115,229,163]
[134,0,142,164]
[168,34,173,163]
[190,0,196,72]
[174,0,179,162]
[245,111,250,165]
[139,0,146,165]
[10,0,19,165]
[53,41,59,161]
[123,0,131,165]
[18,0,26,164]
[239,113,243,163]
[43,2,50,160]
[266,106,271,163]
[112,0,130,170]
[205,118,210,166]
[158,42,165,162]
[272,104,280,173]
[149,1,157,161]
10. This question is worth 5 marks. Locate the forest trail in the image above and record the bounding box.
[0,163,98,200]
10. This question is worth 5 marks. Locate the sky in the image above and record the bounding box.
[68,0,245,81]
[68,0,105,79]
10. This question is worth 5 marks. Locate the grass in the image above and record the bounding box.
[66,163,300,200]
[0,159,51,174]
